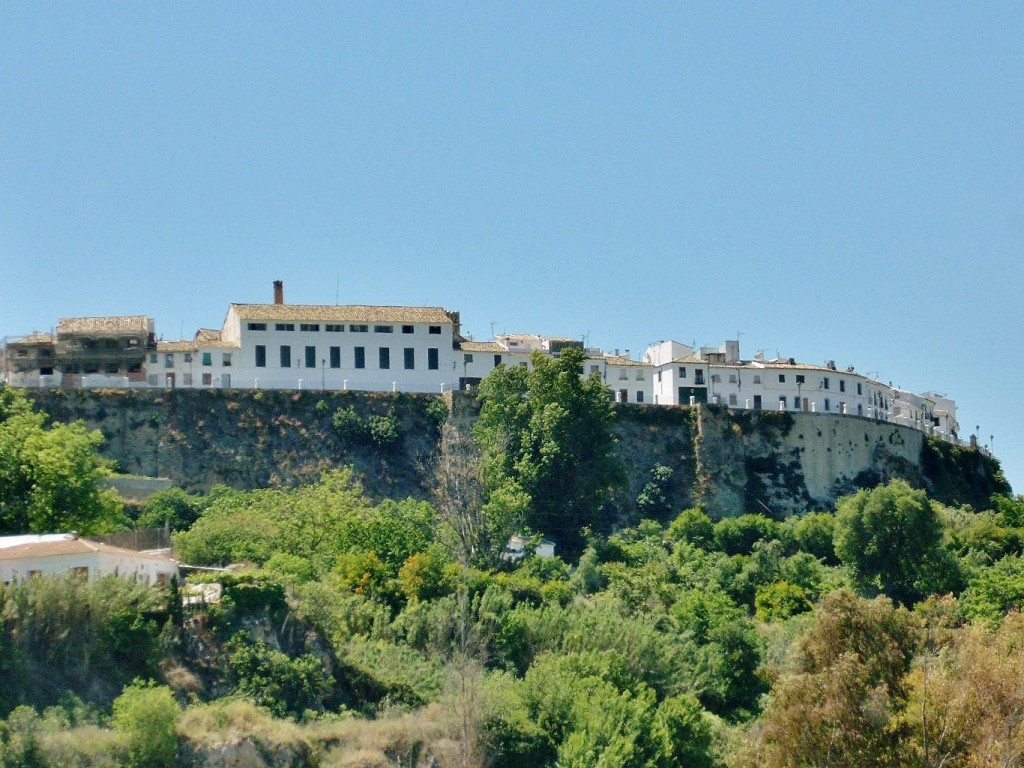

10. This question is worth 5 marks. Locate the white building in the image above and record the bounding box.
[1,283,961,444]
[457,334,653,403]
[148,282,463,393]
[643,338,959,442]
[0,534,179,586]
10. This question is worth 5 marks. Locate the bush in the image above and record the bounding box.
[226,636,332,719]
[713,514,784,556]
[111,680,180,768]
[368,414,400,447]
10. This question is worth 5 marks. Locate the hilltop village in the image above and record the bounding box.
[3,280,960,444]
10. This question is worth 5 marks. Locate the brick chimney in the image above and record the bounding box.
[273,280,284,305]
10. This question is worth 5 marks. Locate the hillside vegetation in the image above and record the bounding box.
[0,372,1021,767]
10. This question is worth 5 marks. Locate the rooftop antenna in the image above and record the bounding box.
[490,321,495,339]
[335,276,340,305]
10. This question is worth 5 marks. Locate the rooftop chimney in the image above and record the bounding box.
[273,280,284,305]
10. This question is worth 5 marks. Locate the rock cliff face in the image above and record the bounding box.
[26,389,1008,519]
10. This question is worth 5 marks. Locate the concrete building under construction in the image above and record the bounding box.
[2,316,155,388]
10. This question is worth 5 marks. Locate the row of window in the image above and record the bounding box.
[255,345,441,371]
[663,366,870,397]
[247,322,444,335]
[153,352,232,367]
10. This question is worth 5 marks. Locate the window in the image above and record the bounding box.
[305,346,316,368]
[275,323,295,331]
[590,365,600,375]
[165,354,173,368]
[222,353,232,367]
[678,367,686,378]
[778,374,786,383]
[183,373,193,386]
[429,326,441,335]
[694,369,705,385]
[354,347,365,368]
[379,348,390,369]
[402,325,414,334]
[823,377,830,390]
[619,369,628,380]
[326,324,343,332]
[636,391,644,403]
[839,380,846,392]
[404,348,415,369]
[349,324,368,333]
[795,374,805,384]
[300,323,320,332]
[105,363,119,373]
[779,396,787,408]
[149,353,157,364]
[711,374,721,383]
[330,346,341,368]
[494,354,502,367]
[374,325,393,333]
[753,375,761,384]
[184,353,192,363]
[247,323,267,331]
[202,352,212,366]
[825,398,831,411]
[255,345,266,367]
[202,373,212,385]
[728,373,737,383]
[428,348,439,370]
[729,394,738,406]
[464,353,474,363]
[280,345,291,367]
[857,382,862,395]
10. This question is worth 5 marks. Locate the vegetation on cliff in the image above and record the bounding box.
[1,377,1022,767]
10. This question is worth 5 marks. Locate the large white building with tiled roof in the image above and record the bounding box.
[150,282,463,393]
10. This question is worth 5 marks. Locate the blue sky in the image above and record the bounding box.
[3,3,1023,493]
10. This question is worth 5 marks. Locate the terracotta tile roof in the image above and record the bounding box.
[231,304,455,324]
[459,340,505,353]
[0,538,176,563]
[56,316,152,335]
[156,340,197,352]
[192,328,237,348]
[599,355,649,367]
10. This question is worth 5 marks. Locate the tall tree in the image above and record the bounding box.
[834,479,959,606]
[474,347,623,556]
[0,387,122,535]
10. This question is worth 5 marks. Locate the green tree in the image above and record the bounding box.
[960,554,1024,628]
[474,347,623,556]
[834,479,958,605]
[112,680,180,768]
[226,636,332,718]
[0,387,122,535]
[134,487,207,532]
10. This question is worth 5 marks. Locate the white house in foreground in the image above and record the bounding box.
[0,534,179,586]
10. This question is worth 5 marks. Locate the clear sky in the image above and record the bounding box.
[2,3,1022,493]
